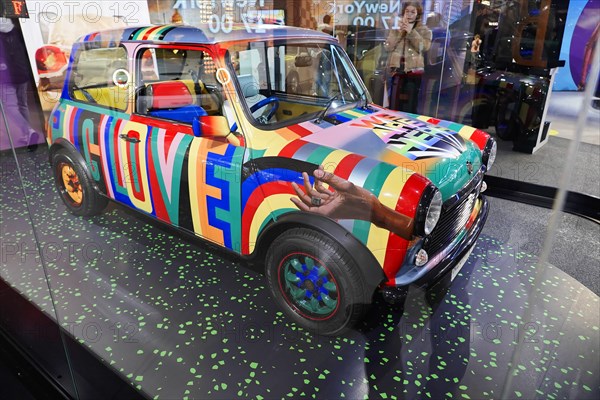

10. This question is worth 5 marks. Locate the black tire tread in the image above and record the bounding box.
[265,227,371,336]
[52,148,107,217]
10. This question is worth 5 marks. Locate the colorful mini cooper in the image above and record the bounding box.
[48,24,496,335]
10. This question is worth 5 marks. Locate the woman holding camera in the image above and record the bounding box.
[384,1,432,113]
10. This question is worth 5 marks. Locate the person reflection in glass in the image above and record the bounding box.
[384,1,432,113]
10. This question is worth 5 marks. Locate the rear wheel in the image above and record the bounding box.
[265,228,370,335]
[52,148,107,216]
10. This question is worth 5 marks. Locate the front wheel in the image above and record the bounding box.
[265,228,370,336]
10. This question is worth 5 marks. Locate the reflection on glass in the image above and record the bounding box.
[227,40,369,128]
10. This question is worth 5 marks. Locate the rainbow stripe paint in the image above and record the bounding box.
[49,24,491,286]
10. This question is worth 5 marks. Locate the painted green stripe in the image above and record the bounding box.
[150,129,193,225]
[168,134,194,224]
[426,141,482,201]
[132,27,150,40]
[214,146,245,252]
[305,146,336,166]
[248,148,266,160]
[352,162,396,243]
[362,163,396,198]
[81,118,100,181]
[446,122,464,132]
[129,138,141,193]
[339,108,369,119]
[352,220,373,245]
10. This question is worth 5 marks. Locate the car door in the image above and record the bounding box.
[129,45,246,252]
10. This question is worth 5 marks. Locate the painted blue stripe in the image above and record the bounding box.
[241,168,311,213]
[206,145,236,249]
[145,125,156,218]
[104,116,133,208]
[330,113,351,123]
[72,109,82,150]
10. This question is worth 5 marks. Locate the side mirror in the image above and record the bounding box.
[192,115,231,138]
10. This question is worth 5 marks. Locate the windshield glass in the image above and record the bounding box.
[226,40,369,128]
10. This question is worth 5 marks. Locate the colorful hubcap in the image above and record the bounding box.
[282,255,338,316]
[60,163,83,206]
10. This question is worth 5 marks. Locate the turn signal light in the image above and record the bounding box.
[415,249,429,267]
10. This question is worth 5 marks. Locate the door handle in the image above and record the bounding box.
[119,133,140,143]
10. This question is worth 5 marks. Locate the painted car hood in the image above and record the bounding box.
[297,108,482,200]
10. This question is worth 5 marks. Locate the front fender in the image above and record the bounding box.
[252,212,386,295]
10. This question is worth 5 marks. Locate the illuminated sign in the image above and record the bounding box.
[0,0,29,18]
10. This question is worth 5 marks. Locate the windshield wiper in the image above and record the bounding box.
[315,93,342,124]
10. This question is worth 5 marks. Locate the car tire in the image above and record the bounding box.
[265,227,370,336]
[52,148,107,216]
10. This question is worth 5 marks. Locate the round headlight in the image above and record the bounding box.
[424,190,442,236]
[415,186,443,237]
[483,138,497,171]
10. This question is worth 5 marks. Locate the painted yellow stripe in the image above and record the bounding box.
[188,139,205,237]
[320,150,351,174]
[344,109,367,119]
[458,125,477,141]
[189,139,228,245]
[202,141,225,244]
[314,150,354,191]
[366,167,407,266]
[138,27,156,40]
[248,193,292,253]
[256,133,292,156]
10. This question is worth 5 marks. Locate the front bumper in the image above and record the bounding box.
[384,195,489,288]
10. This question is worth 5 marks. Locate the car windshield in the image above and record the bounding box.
[226,39,369,128]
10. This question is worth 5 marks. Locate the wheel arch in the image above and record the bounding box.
[49,138,78,163]
[252,212,386,296]
[49,139,104,194]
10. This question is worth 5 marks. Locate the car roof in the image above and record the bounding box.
[77,23,335,46]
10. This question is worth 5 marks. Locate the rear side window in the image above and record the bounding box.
[136,47,224,122]
[68,45,129,111]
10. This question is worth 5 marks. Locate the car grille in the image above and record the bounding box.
[422,187,479,257]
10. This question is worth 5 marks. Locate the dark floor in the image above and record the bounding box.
[490,134,600,199]
[1,144,599,399]
[0,360,36,400]
[484,106,600,297]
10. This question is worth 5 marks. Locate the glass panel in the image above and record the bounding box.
[228,40,368,127]
[136,48,224,121]
[5,2,596,399]
[68,45,129,110]
[1,94,77,396]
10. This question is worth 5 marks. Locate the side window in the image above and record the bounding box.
[69,45,129,110]
[136,47,224,124]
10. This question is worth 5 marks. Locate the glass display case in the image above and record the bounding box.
[1,1,598,398]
